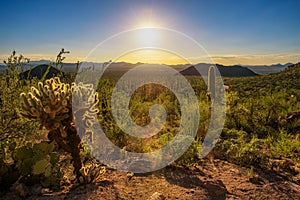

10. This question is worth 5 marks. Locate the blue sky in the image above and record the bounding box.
[0,0,300,65]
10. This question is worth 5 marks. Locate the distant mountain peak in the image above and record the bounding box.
[180,64,258,77]
[19,64,63,80]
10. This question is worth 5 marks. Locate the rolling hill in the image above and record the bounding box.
[223,62,300,93]
[19,64,63,80]
[243,63,293,75]
[180,64,258,77]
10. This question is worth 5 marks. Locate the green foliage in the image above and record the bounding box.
[215,129,266,167]
[97,64,300,170]
[236,136,266,166]
[0,51,37,142]
[10,141,62,188]
[175,139,202,166]
[213,63,300,171]
[0,51,40,192]
[96,77,206,165]
[267,130,300,161]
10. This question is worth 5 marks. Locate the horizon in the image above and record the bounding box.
[1,0,300,65]
[0,58,295,67]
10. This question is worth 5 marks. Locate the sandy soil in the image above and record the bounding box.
[3,159,300,200]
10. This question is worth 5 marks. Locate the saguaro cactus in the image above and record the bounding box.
[207,66,216,101]
[20,77,99,180]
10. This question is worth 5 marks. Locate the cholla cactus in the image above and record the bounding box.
[20,77,99,180]
[20,77,72,131]
[72,82,99,133]
[78,163,105,184]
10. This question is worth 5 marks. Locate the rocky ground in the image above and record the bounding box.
[3,159,300,200]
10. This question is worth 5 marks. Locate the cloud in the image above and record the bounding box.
[209,54,300,65]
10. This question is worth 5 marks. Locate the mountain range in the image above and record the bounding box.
[0,60,294,78]
[180,63,258,77]
[241,63,293,75]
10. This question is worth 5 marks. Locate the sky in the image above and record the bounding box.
[0,0,300,65]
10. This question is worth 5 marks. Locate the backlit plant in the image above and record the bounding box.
[20,77,99,181]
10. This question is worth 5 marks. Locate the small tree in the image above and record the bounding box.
[0,51,30,141]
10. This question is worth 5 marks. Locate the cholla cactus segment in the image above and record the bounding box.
[78,164,106,184]
[72,82,99,129]
[20,77,72,130]
[20,77,99,131]
[72,83,98,110]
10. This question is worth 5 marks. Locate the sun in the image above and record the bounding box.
[136,27,159,46]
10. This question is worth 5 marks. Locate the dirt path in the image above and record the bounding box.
[4,159,300,200]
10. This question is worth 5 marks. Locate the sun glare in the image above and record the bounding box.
[136,28,159,46]
[138,22,157,28]
[115,49,189,65]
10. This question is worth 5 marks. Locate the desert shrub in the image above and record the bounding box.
[213,129,246,159]
[0,52,40,192]
[267,130,300,162]
[214,129,267,167]
[219,65,300,172]
[175,139,202,166]
[234,136,267,166]
[96,77,206,166]
[0,51,36,142]
[13,141,62,188]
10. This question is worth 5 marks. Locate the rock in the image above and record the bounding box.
[41,188,51,194]
[148,192,166,200]
[13,183,29,197]
[127,172,134,181]
[249,175,264,185]
[203,180,227,198]
[229,168,240,174]
[29,184,43,195]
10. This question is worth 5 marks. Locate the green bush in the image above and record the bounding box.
[13,141,62,188]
